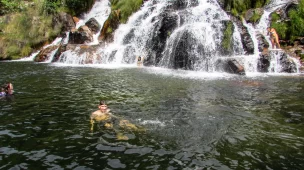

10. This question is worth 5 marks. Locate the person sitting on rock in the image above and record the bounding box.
[267,27,280,49]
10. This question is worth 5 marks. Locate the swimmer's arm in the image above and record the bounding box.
[90,114,96,131]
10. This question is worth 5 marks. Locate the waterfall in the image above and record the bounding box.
[36,0,301,74]
[88,0,244,71]
[101,0,168,65]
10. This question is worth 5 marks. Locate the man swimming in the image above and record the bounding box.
[90,100,145,140]
[90,101,113,129]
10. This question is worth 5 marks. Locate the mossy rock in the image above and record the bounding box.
[220,20,234,55]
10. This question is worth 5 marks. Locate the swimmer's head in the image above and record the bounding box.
[98,100,108,111]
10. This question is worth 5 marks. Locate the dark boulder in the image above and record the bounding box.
[215,58,245,75]
[34,45,59,62]
[52,12,75,33]
[85,18,101,34]
[68,26,93,44]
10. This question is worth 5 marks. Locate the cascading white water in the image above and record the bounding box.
[93,0,244,71]
[159,0,233,71]
[102,0,168,64]
[243,0,301,73]
[75,0,110,45]
[41,0,301,74]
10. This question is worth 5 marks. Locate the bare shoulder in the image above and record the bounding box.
[91,110,101,117]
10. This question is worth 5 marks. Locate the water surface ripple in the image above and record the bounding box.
[0,62,303,169]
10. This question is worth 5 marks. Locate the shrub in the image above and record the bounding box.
[289,0,304,40]
[7,45,20,58]
[111,0,143,23]
[249,11,262,23]
[21,45,32,57]
[271,21,288,40]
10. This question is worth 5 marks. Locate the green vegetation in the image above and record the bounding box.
[249,11,262,23]
[99,0,143,41]
[0,0,26,15]
[224,0,270,18]
[111,0,143,23]
[222,21,234,52]
[0,0,144,60]
[271,0,304,41]
[0,0,95,60]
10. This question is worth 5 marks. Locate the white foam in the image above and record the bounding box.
[138,119,166,127]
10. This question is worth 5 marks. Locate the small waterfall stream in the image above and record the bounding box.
[76,0,110,45]
[242,0,301,73]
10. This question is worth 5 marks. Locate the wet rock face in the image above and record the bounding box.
[281,2,298,19]
[168,0,199,10]
[145,11,179,65]
[53,44,101,64]
[69,26,93,44]
[173,31,197,70]
[215,58,245,75]
[230,16,254,55]
[257,51,298,73]
[85,18,101,34]
[256,33,269,52]
[278,52,297,73]
[241,27,255,55]
[257,53,271,72]
[34,45,59,62]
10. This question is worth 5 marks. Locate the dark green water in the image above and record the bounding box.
[0,62,303,169]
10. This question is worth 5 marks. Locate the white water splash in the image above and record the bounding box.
[18,51,40,61]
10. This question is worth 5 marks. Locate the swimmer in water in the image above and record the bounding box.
[0,88,6,97]
[136,56,144,67]
[90,101,113,130]
[90,100,145,140]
